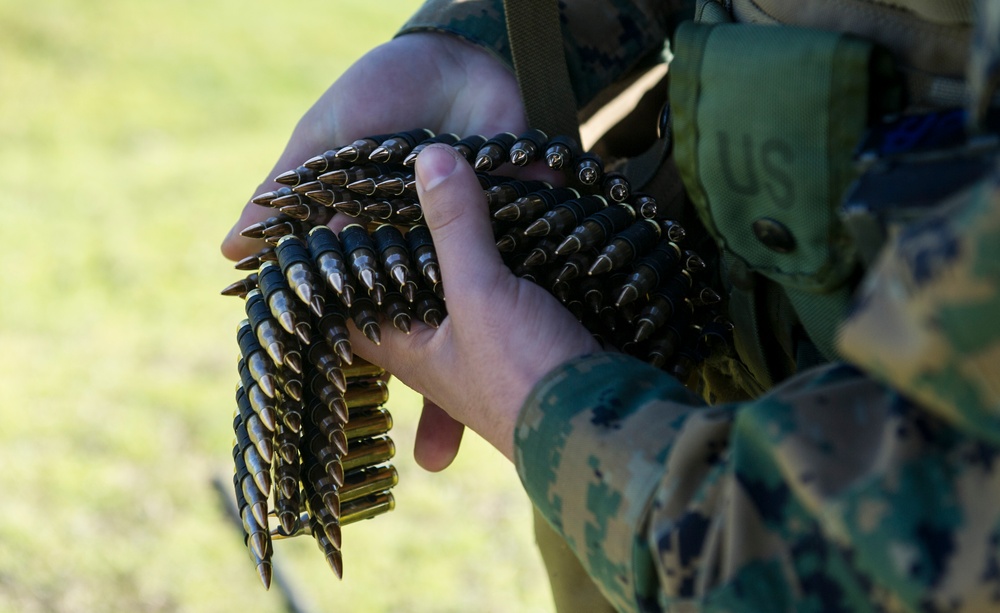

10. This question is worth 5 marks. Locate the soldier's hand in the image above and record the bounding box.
[221,32,528,261]
[356,145,602,464]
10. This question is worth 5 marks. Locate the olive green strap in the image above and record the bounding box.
[503,0,581,142]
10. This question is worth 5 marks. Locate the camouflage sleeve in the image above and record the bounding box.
[396,0,692,109]
[837,156,1000,445]
[517,353,1000,611]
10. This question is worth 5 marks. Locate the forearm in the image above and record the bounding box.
[517,353,1000,612]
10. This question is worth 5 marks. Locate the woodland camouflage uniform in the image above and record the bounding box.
[399,1,1000,611]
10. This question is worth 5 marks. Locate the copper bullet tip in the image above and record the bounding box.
[334,340,353,365]
[494,204,519,221]
[510,150,528,166]
[634,320,656,343]
[425,264,442,286]
[252,191,278,206]
[363,322,381,345]
[249,532,269,560]
[278,312,296,335]
[393,313,412,334]
[546,153,564,169]
[309,295,325,318]
[278,511,298,535]
[295,322,312,345]
[402,152,419,166]
[474,156,492,171]
[334,146,359,161]
[239,222,267,239]
[273,170,299,186]
[258,375,278,400]
[359,268,376,291]
[346,178,377,196]
[524,219,550,237]
[283,411,302,433]
[391,266,408,288]
[304,154,327,170]
[283,379,303,402]
[554,236,582,256]
[423,310,443,329]
[256,562,273,590]
[283,352,303,375]
[368,146,391,163]
[587,255,614,276]
[615,285,640,307]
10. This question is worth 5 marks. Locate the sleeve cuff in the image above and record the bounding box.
[396,0,513,71]
[515,352,704,611]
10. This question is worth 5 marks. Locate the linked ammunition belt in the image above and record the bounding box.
[223,128,732,588]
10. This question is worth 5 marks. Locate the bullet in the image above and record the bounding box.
[342,436,395,472]
[239,215,287,240]
[317,308,353,365]
[451,134,487,163]
[342,357,385,381]
[578,276,606,315]
[345,407,393,441]
[274,165,318,187]
[406,225,442,288]
[474,132,517,171]
[341,492,395,527]
[344,379,390,410]
[273,418,301,466]
[364,198,415,222]
[553,251,596,285]
[308,226,356,307]
[304,185,348,207]
[307,337,346,392]
[237,318,278,399]
[274,366,304,400]
[601,172,631,202]
[413,288,445,328]
[496,226,530,253]
[613,242,683,307]
[634,193,659,219]
[690,285,722,307]
[341,465,398,504]
[382,290,413,333]
[368,128,435,163]
[393,202,424,224]
[588,218,662,275]
[306,461,342,520]
[221,272,259,298]
[633,278,693,342]
[340,224,388,303]
[234,247,275,271]
[252,187,294,207]
[555,204,636,256]
[318,163,391,188]
[373,173,416,197]
[276,235,324,316]
[261,219,306,243]
[494,186,579,222]
[509,128,549,166]
[525,195,607,237]
[521,238,561,267]
[575,152,604,185]
[309,397,348,454]
[372,224,415,291]
[485,179,551,212]
[307,428,346,488]
[543,134,581,170]
[257,261,302,336]
[304,149,350,173]
[334,133,393,163]
[237,385,274,464]
[403,132,460,166]
[350,294,382,345]
[276,393,305,432]
[239,358,278,431]
[683,250,707,275]
[278,201,335,226]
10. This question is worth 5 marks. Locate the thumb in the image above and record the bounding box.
[414,145,507,303]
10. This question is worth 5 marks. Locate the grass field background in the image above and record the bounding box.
[0,2,553,611]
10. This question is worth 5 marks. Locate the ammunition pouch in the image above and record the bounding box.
[668,20,904,366]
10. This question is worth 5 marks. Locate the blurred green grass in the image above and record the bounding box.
[0,1,551,611]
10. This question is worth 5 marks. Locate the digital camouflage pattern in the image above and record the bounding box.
[399,0,997,611]
[518,350,1000,612]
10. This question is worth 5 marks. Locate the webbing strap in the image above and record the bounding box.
[503,0,581,142]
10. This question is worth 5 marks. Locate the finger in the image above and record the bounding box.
[413,398,465,472]
[414,145,508,304]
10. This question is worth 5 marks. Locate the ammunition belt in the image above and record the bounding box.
[223,128,732,588]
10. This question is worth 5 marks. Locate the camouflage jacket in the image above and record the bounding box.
[400,2,999,611]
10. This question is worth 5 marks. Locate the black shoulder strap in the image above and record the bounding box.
[503,0,581,143]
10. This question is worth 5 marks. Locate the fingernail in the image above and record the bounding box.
[416,145,459,192]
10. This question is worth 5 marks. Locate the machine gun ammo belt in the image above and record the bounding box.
[222,129,732,587]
